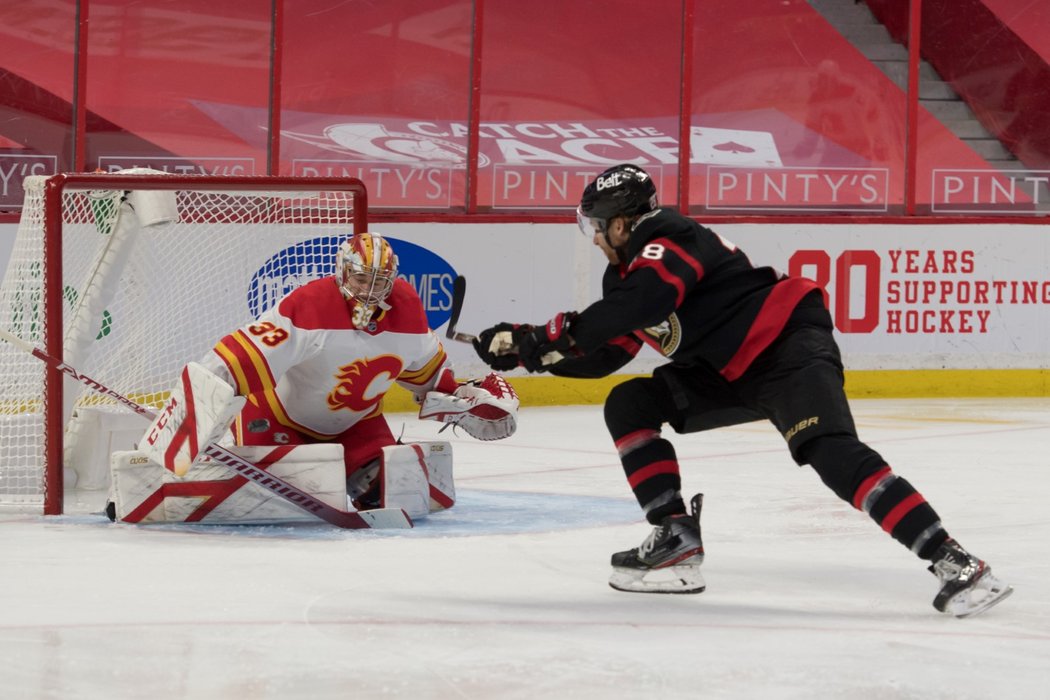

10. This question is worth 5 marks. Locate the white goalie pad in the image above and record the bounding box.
[110,443,346,524]
[374,442,455,519]
[64,406,147,491]
[140,362,246,477]
[418,373,519,441]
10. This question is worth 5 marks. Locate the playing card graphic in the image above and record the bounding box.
[691,126,782,167]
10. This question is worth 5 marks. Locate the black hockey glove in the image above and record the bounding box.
[518,312,579,373]
[473,322,534,371]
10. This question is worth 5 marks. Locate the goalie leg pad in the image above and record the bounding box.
[141,362,246,476]
[378,442,455,518]
[110,443,345,524]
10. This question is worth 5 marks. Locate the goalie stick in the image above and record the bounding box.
[0,328,411,529]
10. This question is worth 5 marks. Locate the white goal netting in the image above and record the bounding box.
[0,172,365,513]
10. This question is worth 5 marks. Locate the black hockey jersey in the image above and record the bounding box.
[551,208,828,381]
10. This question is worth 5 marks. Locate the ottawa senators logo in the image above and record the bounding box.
[640,314,682,356]
[327,355,403,413]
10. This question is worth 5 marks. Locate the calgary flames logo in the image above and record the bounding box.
[327,355,404,413]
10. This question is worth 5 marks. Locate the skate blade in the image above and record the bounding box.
[609,564,706,594]
[948,571,1014,618]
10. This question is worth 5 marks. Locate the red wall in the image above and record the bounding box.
[866,0,1050,168]
[0,0,1046,215]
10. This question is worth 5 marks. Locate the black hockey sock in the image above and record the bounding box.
[801,437,949,559]
[854,466,949,558]
[615,429,685,524]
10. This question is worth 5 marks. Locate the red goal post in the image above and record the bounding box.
[0,171,368,515]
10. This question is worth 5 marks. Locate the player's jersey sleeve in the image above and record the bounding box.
[547,333,642,378]
[571,213,707,354]
[396,329,453,398]
[568,210,823,380]
[201,282,329,398]
[536,265,645,378]
[382,280,454,398]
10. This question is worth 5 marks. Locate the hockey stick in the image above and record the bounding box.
[445,276,559,365]
[446,275,478,344]
[0,328,411,529]
[446,275,523,358]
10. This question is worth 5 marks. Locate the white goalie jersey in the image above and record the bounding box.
[108,274,516,526]
[201,276,450,439]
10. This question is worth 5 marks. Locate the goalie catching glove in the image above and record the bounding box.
[418,372,519,440]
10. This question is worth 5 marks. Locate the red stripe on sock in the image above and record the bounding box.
[852,465,892,510]
[880,492,926,534]
[627,460,679,488]
[615,429,659,456]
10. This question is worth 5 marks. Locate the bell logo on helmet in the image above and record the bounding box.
[597,168,650,191]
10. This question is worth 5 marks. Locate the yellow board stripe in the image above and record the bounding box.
[379,368,1050,413]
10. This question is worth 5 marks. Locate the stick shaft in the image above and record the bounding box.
[446,275,467,341]
[445,276,480,344]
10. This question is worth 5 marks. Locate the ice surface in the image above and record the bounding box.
[2,399,1048,699]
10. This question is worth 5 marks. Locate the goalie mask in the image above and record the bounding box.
[336,232,399,328]
[577,163,658,239]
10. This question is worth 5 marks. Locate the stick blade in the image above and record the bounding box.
[356,508,413,529]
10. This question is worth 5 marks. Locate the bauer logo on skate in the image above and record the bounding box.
[248,235,458,329]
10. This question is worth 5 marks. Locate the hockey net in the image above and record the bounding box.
[0,171,367,514]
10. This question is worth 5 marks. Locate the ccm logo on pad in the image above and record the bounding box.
[146,398,179,446]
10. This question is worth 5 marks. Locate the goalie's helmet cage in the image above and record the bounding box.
[578,163,659,236]
[335,232,399,307]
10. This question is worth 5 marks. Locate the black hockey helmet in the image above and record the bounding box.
[577,163,658,237]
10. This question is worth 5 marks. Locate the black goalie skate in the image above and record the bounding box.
[929,538,1013,617]
[609,493,705,594]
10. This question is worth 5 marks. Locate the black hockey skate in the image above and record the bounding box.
[609,493,705,594]
[928,538,1012,617]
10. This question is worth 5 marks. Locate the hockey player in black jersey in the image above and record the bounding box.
[473,163,1011,617]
